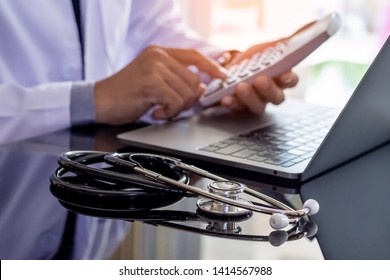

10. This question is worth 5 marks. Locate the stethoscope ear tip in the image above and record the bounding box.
[303,199,320,215]
[304,221,319,238]
[268,230,288,247]
[269,213,290,230]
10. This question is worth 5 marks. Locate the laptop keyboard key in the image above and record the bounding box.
[199,145,219,152]
[287,149,307,156]
[215,144,246,155]
[231,148,257,158]
[248,154,268,162]
[264,156,291,166]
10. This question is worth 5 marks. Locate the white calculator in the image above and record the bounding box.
[199,12,341,107]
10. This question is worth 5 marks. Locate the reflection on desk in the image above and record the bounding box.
[0,143,129,259]
[0,126,323,260]
[301,141,390,260]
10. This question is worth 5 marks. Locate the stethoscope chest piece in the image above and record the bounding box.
[197,181,252,218]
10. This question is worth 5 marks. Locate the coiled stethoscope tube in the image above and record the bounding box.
[52,151,319,230]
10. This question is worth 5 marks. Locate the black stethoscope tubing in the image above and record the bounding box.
[56,151,190,194]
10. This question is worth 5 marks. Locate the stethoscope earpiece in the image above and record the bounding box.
[303,199,320,215]
[303,221,319,238]
[268,230,289,247]
[269,213,290,230]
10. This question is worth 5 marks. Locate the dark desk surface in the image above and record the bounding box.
[0,125,389,260]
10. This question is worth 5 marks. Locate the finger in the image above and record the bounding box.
[253,76,285,105]
[152,106,169,119]
[159,63,200,107]
[152,96,186,120]
[229,41,279,65]
[164,48,227,79]
[151,78,188,120]
[275,71,299,88]
[197,83,207,95]
[164,58,203,91]
[220,95,246,112]
[235,82,267,114]
[142,46,204,92]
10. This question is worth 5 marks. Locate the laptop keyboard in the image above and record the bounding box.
[199,108,339,167]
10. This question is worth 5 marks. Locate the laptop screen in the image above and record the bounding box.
[303,36,390,180]
[303,36,390,181]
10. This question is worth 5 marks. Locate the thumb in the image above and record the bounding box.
[163,47,227,79]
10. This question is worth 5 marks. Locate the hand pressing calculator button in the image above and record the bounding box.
[203,43,286,98]
[198,12,341,107]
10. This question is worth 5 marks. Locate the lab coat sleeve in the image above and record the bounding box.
[70,81,95,126]
[0,82,71,145]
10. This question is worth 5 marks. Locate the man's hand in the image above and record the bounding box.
[94,46,226,125]
[219,41,299,114]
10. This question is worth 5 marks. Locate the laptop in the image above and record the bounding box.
[118,37,390,186]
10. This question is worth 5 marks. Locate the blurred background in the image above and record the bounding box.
[178,0,390,108]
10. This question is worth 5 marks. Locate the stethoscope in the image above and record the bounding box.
[50,151,319,233]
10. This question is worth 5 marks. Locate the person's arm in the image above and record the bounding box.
[94,46,226,124]
[0,83,72,145]
[0,45,225,146]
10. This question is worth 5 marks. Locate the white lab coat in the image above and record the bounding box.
[0,0,220,145]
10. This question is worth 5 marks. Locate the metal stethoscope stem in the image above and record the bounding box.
[105,153,319,230]
[135,165,303,216]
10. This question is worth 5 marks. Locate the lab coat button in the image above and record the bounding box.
[40,230,61,251]
[62,66,79,79]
